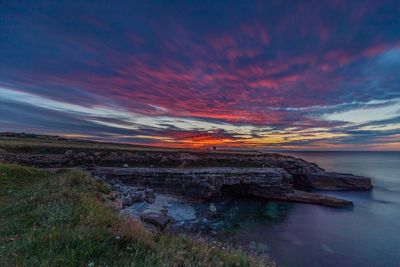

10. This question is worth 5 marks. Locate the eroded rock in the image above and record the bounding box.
[258,190,353,208]
[93,167,293,199]
[95,176,156,208]
[94,167,354,208]
[0,148,372,207]
[140,212,173,231]
[307,172,372,190]
[0,149,372,192]
[209,203,217,214]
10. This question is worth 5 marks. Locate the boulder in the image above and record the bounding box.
[121,193,144,207]
[95,177,156,207]
[144,188,155,203]
[209,203,217,214]
[140,212,173,231]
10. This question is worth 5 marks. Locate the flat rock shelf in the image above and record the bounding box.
[93,167,353,208]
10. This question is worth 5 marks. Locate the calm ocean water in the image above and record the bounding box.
[210,151,400,267]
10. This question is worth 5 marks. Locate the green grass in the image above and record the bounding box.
[0,164,271,267]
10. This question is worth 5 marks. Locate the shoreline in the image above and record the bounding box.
[0,133,378,266]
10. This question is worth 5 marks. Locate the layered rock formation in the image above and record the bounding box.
[93,167,353,207]
[305,172,373,190]
[94,167,293,197]
[0,147,372,207]
[0,149,372,191]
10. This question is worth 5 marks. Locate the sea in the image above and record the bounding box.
[207,151,400,267]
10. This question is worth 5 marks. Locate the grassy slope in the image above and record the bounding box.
[0,164,270,267]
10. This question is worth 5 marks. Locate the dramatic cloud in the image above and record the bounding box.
[0,0,399,150]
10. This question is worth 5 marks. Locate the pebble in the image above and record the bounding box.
[209,203,217,213]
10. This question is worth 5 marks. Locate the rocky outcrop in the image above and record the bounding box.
[93,167,353,208]
[96,176,175,232]
[140,212,173,231]
[93,167,293,198]
[0,149,372,191]
[305,172,373,190]
[96,177,156,207]
[256,190,353,208]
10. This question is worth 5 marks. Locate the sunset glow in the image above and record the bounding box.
[1,1,399,150]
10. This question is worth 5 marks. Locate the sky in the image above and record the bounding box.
[1,0,400,150]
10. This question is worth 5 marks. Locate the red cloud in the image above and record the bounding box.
[2,2,399,149]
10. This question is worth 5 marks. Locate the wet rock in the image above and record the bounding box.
[307,172,372,190]
[144,188,155,203]
[259,190,353,208]
[123,194,197,222]
[94,176,156,208]
[209,203,217,214]
[121,193,144,207]
[161,207,168,216]
[268,156,373,191]
[140,212,173,231]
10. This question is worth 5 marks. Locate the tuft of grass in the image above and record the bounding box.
[0,164,272,267]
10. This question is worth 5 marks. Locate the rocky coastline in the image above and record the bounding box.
[0,145,373,232]
[0,148,372,189]
[93,167,353,208]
